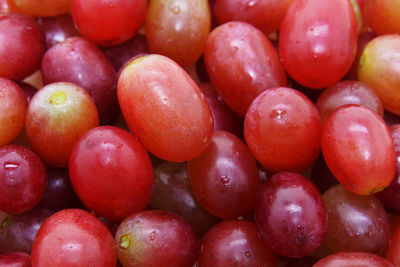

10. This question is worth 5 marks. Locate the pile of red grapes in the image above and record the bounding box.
[1,0,400,266]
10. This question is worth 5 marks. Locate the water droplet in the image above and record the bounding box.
[4,162,19,170]
[312,54,319,61]
[247,0,257,7]
[220,175,230,186]
[269,109,287,119]
[117,144,123,148]
[170,6,181,14]
[245,250,251,258]
[150,231,156,241]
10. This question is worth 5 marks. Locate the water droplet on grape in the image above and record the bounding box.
[269,109,287,120]
[245,250,251,257]
[220,175,231,186]
[3,162,19,170]
[150,231,156,241]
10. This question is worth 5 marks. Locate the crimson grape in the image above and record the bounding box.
[69,126,154,221]
[115,210,199,267]
[199,220,276,266]
[255,172,327,258]
[31,209,117,267]
[0,145,46,214]
[244,87,321,172]
[321,105,395,195]
[0,13,46,80]
[204,21,286,115]
[279,0,358,88]
[188,130,260,219]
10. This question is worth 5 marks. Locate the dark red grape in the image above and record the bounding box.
[199,220,276,266]
[314,251,394,267]
[0,207,53,253]
[38,167,83,211]
[323,184,391,255]
[255,172,327,258]
[0,145,46,214]
[188,130,260,219]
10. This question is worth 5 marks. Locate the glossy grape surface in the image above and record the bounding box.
[215,0,294,35]
[0,13,46,80]
[279,0,358,88]
[316,80,383,122]
[12,0,70,17]
[117,54,213,162]
[31,209,117,267]
[314,252,394,267]
[71,0,146,46]
[41,37,118,124]
[198,220,276,266]
[244,87,321,172]
[0,145,46,214]
[115,210,199,267]
[323,184,391,255]
[0,78,27,147]
[25,82,99,167]
[321,105,395,195]
[358,35,400,115]
[188,130,259,219]
[0,207,53,253]
[204,21,286,116]
[69,126,154,221]
[146,0,210,66]
[255,172,327,258]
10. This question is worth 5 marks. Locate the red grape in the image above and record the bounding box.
[199,220,276,266]
[215,0,294,35]
[0,252,31,267]
[117,54,213,162]
[279,0,358,88]
[204,21,286,115]
[0,145,46,214]
[314,252,394,267]
[25,82,99,167]
[71,0,146,46]
[323,184,391,255]
[115,210,199,267]
[69,126,154,221]
[31,209,117,267]
[0,78,27,148]
[321,105,396,195]
[244,87,321,172]
[255,172,327,258]
[0,13,46,80]
[188,130,259,219]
